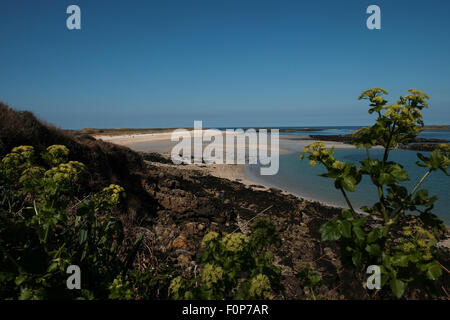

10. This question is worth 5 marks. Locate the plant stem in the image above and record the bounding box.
[410,169,432,196]
[310,287,316,300]
[377,186,389,223]
[365,147,371,160]
[389,169,432,220]
[383,122,396,164]
[340,188,356,216]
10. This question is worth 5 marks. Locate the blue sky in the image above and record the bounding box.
[0,0,449,129]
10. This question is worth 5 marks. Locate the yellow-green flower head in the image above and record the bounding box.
[407,89,430,100]
[358,87,388,100]
[413,226,433,239]
[67,161,85,172]
[300,142,327,163]
[169,276,184,295]
[100,184,125,204]
[439,144,450,153]
[45,161,86,183]
[309,160,317,167]
[22,166,45,176]
[44,145,70,165]
[249,274,271,298]
[201,264,223,289]
[401,242,415,253]
[103,184,125,194]
[19,166,45,185]
[46,145,69,156]
[2,152,23,167]
[371,96,386,105]
[331,160,346,170]
[221,233,249,252]
[402,226,412,237]
[11,145,34,160]
[416,239,427,248]
[314,141,325,148]
[201,231,219,248]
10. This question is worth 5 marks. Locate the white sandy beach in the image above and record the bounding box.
[95,130,363,187]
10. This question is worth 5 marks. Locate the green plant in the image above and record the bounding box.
[108,277,134,300]
[0,145,143,299]
[296,263,322,300]
[169,217,282,300]
[300,88,448,299]
[127,266,175,299]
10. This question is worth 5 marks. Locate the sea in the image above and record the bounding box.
[245,127,450,225]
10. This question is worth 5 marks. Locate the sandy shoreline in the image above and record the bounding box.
[96,131,450,235]
[94,130,365,193]
[96,130,362,152]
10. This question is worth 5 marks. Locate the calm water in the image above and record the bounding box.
[418,129,450,140]
[246,141,450,225]
[277,126,450,139]
[278,126,358,136]
[126,126,449,224]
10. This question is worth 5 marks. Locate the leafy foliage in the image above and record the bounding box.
[296,263,322,300]
[0,145,143,299]
[169,217,282,300]
[301,88,448,298]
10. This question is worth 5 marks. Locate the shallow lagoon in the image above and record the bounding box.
[247,148,450,225]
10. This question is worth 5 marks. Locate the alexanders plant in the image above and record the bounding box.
[0,145,142,299]
[301,88,449,298]
[169,217,283,300]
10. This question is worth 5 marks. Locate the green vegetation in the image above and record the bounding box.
[301,88,449,298]
[0,145,283,300]
[1,88,447,300]
[296,263,322,300]
[169,217,283,300]
[0,144,146,299]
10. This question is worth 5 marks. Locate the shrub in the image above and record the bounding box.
[0,145,142,299]
[169,217,283,300]
[301,88,448,298]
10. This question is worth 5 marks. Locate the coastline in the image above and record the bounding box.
[2,100,448,299]
[93,131,377,210]
[95,131,450,231]
[138,147,450,249]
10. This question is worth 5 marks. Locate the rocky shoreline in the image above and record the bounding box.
[136,151,450,299]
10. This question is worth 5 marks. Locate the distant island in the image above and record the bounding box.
[73,125,450,137]
[422,125,450,130]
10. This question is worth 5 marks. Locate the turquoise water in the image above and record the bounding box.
[246,147,450,225]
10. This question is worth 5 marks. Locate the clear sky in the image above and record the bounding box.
[1,0,449,129]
